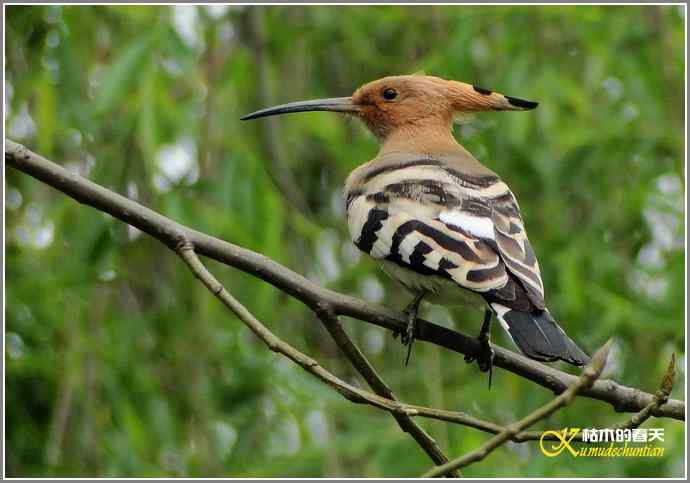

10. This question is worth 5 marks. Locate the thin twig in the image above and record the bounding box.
[423,340,613,478]
[5,139,684,422]
[314,305,460,477]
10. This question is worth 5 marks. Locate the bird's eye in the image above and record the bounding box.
[382,88,397,100]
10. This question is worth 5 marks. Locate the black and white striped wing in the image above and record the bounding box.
[437,197,546,310]
[346,164,545,310]
[484,189,545,309]
[351,203,510,293]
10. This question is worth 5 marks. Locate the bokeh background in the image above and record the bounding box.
[5,4,685,478]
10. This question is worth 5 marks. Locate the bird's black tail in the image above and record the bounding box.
[491,304,590,366]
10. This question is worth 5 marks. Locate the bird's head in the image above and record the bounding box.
[241,74,537,141]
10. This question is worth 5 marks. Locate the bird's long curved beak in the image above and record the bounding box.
[240,97,360,121]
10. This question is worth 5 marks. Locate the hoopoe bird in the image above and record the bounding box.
[242,75,590,378]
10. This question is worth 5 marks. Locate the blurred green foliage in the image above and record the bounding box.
[5,4,685,477]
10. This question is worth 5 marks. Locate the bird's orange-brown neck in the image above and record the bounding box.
[378,122,462,157]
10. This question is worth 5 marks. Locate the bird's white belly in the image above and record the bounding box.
[379,260,486,308]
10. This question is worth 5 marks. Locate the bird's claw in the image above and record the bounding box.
[464,339,494,369]
[397,292,426,366]
[477,343,494,373]
[463,309,495,387]
[401,309,416,365]
[402,312,415,344]
[464,336,495,388]
[391,316,414,343]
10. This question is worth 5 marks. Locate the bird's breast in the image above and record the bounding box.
[379,259,485,308]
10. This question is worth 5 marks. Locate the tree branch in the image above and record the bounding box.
[422,340,612,478]
[5,139,684,423]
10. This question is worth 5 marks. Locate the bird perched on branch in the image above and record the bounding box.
[242,75,590,379]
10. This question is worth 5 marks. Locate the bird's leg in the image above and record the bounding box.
[464,309,495,387]
[396,291,426,366]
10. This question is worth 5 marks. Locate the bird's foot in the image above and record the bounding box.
[476,338,495,372]
[464,338,494,386]
[464,309,495,387]
[401,308,416,366]
[397,291,426,366]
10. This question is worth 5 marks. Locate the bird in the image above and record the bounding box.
[241,74,590,379]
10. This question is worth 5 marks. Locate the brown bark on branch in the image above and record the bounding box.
[5,139,684,424]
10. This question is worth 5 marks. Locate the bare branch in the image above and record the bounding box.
[423,341,613,478]
[5,139,684,422]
